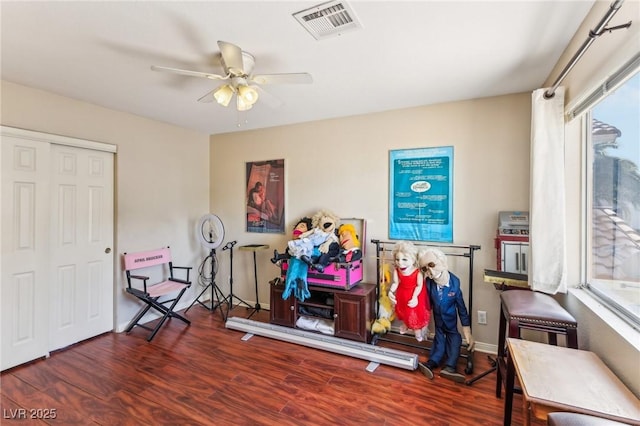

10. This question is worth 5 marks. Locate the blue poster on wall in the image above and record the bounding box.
[389,147,453,242]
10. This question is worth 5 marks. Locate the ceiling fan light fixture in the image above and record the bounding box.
[236,94,253,111]
[238,84,259,106]
[153,41,312,113]
[213,84,234,107]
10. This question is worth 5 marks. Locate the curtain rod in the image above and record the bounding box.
[544,0,631,99]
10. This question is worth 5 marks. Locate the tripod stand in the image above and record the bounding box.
[465,352,497,386]
[222,241,256,318]
[185,248,227,320]
[238,244,269,319]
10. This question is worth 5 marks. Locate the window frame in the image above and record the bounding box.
[577,60,640,331]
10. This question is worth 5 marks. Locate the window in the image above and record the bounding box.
[583,67,639,328]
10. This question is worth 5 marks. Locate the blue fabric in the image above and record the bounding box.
[282,257,310,302]
[426,272,471,368]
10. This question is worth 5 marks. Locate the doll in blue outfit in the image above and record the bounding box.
[417,247,475,383]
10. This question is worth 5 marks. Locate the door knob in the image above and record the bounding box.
[105,248,111,253]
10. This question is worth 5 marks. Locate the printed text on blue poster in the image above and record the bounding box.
[389,147,453,242]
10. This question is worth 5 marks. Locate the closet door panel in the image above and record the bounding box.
[1,138,51,371]
[49,145,114,351]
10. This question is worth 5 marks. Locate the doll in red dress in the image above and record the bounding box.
[387,241,430,341]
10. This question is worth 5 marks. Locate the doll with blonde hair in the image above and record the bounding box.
[387,241,430,341]
[336,224,362,262]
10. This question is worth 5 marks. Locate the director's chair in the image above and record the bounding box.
[123,247,192,341]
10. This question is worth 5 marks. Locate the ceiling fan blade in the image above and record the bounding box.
[217,40,245,76]
[253,86,284,108]
[251,73,313,85]
[197,89,216,103]
[151,65,227,81]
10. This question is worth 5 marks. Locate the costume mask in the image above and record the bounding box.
[395,251,414,272]
[292,221,308,238]
[420,250,450,286]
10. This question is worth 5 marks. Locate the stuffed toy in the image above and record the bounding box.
[275,210,341,301]
[284,256,312,302]
[417,247,474,383]
[288,209,341,273]
[371,262,395,334]
[287,227,330,261]
[271,217,313,264]
[271,217,314,302]
[336,224,362,263]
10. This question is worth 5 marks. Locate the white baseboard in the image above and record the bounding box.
[473,341,498,356]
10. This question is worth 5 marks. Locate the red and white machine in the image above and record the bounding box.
[494,211,529,274]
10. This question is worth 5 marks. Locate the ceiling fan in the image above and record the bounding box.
[151,40,313,111]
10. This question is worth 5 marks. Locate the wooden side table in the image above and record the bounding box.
[506,338,640,426]
[496,289,578,424]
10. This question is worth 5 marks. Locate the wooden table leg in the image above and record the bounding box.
[496,301,507,398]
[503,347,515,426]
[567,328,578,349]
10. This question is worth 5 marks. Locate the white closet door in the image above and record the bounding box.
[49,144,114,351]
[1,137,51,371]
[2,126,116,370]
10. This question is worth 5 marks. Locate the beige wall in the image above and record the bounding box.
[209,0,640,394]
[1,80,210,330]
[1,0,636,394]
[210,93,532,349]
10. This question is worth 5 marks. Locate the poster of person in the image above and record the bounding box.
[389,147,453,242]
[246,159,285,233]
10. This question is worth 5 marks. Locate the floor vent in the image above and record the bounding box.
[293,1,362,40]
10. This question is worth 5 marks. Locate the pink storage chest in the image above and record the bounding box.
[281,259,363,290]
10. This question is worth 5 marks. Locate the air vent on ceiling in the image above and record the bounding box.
[293,1,362,40]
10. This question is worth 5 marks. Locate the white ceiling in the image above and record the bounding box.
[1,1,595,135]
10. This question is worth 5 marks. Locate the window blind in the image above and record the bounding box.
[568,52,640,120]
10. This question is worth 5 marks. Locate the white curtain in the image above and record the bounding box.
[529,87,567,294]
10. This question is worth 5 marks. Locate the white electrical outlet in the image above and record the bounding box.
[477,310,487,325]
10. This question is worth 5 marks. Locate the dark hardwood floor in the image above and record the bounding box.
[1,305,544,425]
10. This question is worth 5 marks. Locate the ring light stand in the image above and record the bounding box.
[186,214,227,320]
